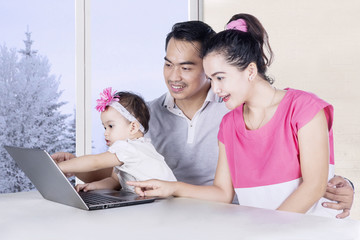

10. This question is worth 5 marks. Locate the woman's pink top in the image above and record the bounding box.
[218,88,339,217]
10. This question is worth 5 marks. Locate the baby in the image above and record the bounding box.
[58,87,176,193]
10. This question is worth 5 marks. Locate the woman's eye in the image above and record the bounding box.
[216,76,224,81]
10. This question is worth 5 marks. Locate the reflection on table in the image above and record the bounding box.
[0,191,359,240]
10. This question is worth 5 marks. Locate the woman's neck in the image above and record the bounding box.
[243,81,279,130]
[245,80,276,110]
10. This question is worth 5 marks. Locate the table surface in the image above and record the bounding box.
[0,191,359,240]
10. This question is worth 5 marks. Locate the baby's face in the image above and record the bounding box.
[101,106,131,146]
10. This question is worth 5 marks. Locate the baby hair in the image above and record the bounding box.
[113,92,150,134]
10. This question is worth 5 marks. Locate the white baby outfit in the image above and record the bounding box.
[108,137,176,193]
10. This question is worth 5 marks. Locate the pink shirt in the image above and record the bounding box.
[218,89,334,188]
[218,88,337,217]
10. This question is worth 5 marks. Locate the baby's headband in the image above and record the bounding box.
[226,19,248,32]
[95,87,145,133]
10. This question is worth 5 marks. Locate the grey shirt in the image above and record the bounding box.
[146,90,229,186]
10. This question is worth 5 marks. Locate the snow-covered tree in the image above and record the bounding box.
[67,109,76,154]
[0,29,75,193]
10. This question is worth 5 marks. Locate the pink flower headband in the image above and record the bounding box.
[226,19,248,32]
[95,87,145,133]
[95,87,119,112]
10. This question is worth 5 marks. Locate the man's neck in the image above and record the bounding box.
[175,85,210,120]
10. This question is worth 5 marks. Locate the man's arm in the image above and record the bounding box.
[323,175,354,219]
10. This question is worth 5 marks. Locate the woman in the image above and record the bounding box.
[128,13,341,217]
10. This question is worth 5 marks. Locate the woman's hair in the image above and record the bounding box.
[113,91,150,134]
[201,13,274,84]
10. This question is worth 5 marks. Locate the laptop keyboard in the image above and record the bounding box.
[79,191,126,205]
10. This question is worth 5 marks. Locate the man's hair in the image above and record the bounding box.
[165,21,216,56]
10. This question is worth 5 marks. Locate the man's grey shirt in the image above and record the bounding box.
[146,90,229,186]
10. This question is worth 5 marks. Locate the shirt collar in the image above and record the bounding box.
[163,88,222,109]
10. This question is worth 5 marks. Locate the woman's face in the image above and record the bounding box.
[203,52,251,110]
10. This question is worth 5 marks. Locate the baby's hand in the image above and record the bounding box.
[75,183,96,192]
[52,152,75,178]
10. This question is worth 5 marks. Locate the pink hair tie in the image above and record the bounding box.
[226,19,247,32]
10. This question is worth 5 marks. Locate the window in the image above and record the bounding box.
[89,0,189,153]
[0,0,75,193]
[0,0,200,192]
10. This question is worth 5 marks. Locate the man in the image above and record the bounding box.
[53,21,354,218]
[146,21,227,186]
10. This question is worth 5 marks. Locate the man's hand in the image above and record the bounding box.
[323,175,354,218]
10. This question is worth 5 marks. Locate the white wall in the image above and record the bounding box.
[203,0,360,220]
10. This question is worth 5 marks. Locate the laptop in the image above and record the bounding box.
[4,145,156,210]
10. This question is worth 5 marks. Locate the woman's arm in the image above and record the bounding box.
[277,109,329,213]
[128,141,235,203]
[58,151,121,174]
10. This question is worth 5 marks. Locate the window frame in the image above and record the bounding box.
[75,0,203,156]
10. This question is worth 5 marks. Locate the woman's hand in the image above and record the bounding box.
[127,180,177,198]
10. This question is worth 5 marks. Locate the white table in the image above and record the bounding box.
[0,191,359,240]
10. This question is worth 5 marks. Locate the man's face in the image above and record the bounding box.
[163,38,209,103]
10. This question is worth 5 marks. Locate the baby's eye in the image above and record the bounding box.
[108,125,113,128]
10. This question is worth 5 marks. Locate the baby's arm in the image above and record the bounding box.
[58,151,122,174]
[277,109,329,213]
[76,172,120,192]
